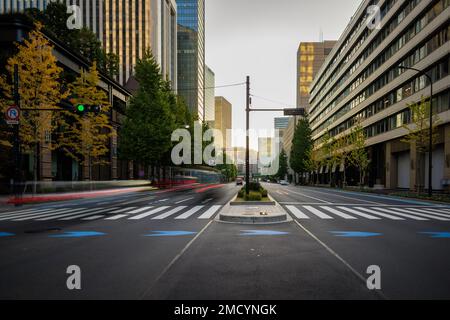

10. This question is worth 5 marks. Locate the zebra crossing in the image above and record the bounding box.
[285,205,450,221]
[0,204,223,222]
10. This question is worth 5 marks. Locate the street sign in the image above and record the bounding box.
[284,108,305,116]
[5,105,20,125]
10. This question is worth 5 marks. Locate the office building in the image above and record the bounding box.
[297,41,336,110]
[309,0,449,190]
[204,65,215,122]
[214,96,232,150]
[1,1,178,87]
[176,0,205,120]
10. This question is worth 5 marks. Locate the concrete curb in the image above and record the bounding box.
[216,194,293,225]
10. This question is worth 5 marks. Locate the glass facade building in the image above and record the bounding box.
[176,0,205,121]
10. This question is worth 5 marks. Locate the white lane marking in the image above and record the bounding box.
[283,189,331,204]
[390,208,450,221]
[198,205,222,219]
[303,206,333,219]
[175,197,194,204]
[370,207,427,220]
[285,206,310,219]
[127,206,153,214]
[320,206,357,219]
[129,206,170,220]
[12,208,86,221]
[337,207,381,220]
[110,207,136,214]
[417,208,450,217]
[175,206,204,219]
[355,207,404,220]
[158,198,169,202]
[201,198,213,204]
[82,215,105,220]
[59,208,117,221]
[293,220,387,300]
[0,207,46,216]
[152,206,187,220]
[105,214,129,220]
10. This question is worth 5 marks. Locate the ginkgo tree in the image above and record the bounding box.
[0,22,66,193]
[56,62,113,180]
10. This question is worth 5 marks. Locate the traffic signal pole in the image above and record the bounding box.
[13,64,22,205]
[245,76,250,196]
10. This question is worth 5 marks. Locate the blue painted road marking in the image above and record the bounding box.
[240,230,290,236]
[419,232,450,238]
[0,232,15,237]
[49,231,106,238]
[144,231,197,237]
[330,231,382,238]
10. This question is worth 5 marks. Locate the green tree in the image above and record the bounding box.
[401,97,439,193]
[290,117,313,184]
[56,62,112,180]
[118,51,175,179]
[276,149,288,180]
[348,123,371,187]
[0,22,66,193]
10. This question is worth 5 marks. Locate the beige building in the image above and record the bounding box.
[309,0,450,191]
[297,41,336,110]
[214,96,232,150]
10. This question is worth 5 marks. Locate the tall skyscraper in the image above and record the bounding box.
[204,65,215,123]
[1,1,178,87]
[176,0,205,120]
[297,41,336,110]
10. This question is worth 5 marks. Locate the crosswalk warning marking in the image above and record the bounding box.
[337,207,381,220]
[152,206,187,220]
[389,207,450,221]
[372,207,428,221]
[355,207,405,220]
[127,206,153,214]
[59,208,117,221]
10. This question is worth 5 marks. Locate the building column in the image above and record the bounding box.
[385,142,397,189]
[444,124,450,192]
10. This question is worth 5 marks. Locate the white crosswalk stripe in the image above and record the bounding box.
[285,205,310,219]
[13,208,87,221]
[320,206,357,219]
[37,208,106,221]
[128,206,169,220]
[127,207,153,214]
[82,215,105,220]
[337,207,381,220]
[175,206,204,219]
[105,214,128,220]
[354,207,405,220]
[152,206,187,220]
[0,208,62,220]
[371,207,428,220]
[390,207,450,221]
[59,208,117,221]
[110,207,136,214]
[198,205,222,219]
[416,207,450,217]
[303,206,333,219]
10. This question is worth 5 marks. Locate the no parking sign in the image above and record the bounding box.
[5,105,20,125]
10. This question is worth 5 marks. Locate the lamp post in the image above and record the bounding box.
[398,66,433,197]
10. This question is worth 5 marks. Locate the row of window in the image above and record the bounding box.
[364,89,450,138]
[309,0,397,107]
[310,0,433,120]
[310,0,449,119]
[312,24,450,138]
[310,1,449,129]
[320,57,449,140]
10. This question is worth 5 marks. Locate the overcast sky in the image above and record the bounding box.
[205,0,361,150]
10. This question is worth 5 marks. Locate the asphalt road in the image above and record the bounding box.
[0,182,449,299]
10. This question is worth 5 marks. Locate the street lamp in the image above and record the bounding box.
[398,65,433,197]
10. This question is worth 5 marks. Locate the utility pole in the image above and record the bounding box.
[245,76,250,195]
[13,64,22,205]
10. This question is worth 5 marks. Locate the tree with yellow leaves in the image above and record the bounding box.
[56,62,113,180]
[0,22,66,193]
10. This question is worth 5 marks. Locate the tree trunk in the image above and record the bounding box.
[33,143,38,195]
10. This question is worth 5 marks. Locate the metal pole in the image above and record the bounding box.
[13,64,22,205]
[428,76,433,197]
[245,76,250,195]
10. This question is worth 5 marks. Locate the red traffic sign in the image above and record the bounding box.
[5,106,20,125]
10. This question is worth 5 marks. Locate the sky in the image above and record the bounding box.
[205,0,361,150]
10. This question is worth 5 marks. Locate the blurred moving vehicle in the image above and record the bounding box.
[279,180,289,186]
[236,178,243,185]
